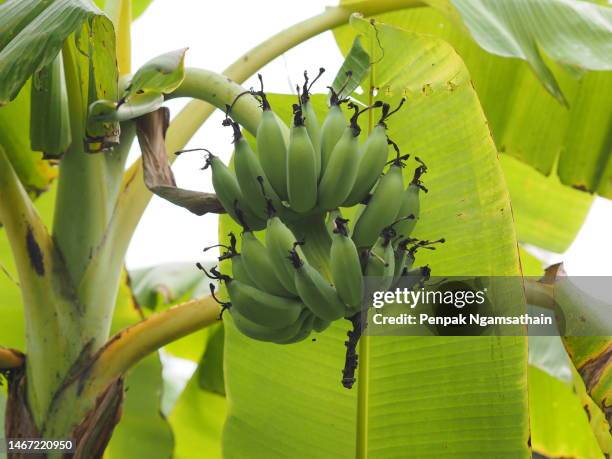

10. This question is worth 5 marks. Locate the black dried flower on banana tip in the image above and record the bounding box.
[193,71,443,387]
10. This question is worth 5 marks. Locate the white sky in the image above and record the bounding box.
[125,0,612,276]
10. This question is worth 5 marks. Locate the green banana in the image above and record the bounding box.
[343,124,388,207]
[352,160,405,248]
[273,310,315,344]
[300,69,325,175]
[393,158,428,240]
[318,130,359,210]
[229,119,283,219]
[230,308,305,343]
[206,153,266,231]
[287,106,318,212]
[343,100,406,207]
[265,216,303,295]
[289,246,346,321]
[255,84,290,200]
[227,278,304,329]
[365,228,396,292]
[313,317,331,333]
[320,87,349,175]
[231,254,256,285]
[241,231,295,298]
[330,218,364,310]
[302,99,321,156]
[319,102,384,210]
[303,100,320,167]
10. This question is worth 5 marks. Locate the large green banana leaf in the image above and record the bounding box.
[339,4,612,199]
[449,0,612,104]
[219,17,528,458]
[169,348,227,459]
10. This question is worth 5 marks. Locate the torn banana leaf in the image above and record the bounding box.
[571,363,612,456]
[533,264,612,429]
[565,335,611,430]
[135,108,223,216]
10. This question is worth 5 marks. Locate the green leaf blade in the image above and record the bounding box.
[501,154,593,252]
[450,0,612,103]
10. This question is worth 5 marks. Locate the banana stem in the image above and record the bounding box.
[53,40,110,285]
[0,146,85,426]
[77,295,220,401]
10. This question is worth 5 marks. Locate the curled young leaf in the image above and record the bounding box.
[127,48,188,97]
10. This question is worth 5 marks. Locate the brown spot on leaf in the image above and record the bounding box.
[583,404,591,421]
[573,183,589,192]
[578,343,611,395]
[26,227,44,276]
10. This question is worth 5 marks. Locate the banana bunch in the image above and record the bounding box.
[200,71,442,346]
